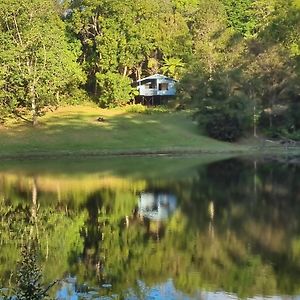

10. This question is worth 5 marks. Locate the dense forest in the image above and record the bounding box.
[0,0,300,140]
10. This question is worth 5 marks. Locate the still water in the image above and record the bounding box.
[1,155,300,299]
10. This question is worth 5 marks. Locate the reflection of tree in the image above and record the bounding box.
[2,159,300,298]
[74,188,139,288]
[175,158,300,295]
[1,178,57,299]
[11,239,56,300]
[72,158,300,298]
[0,176,86,293]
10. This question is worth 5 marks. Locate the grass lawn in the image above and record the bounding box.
[0,104,250,158]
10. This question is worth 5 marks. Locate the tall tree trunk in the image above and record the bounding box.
[56,91,60,102]
[31,177,39,240]
[253,160,257,202]
[32,101,38,126]
[31,177,38,222]
[94,77,98,97]
[268,106,273,129]
[123,65,128,77]
[269,94,275,129]
[253,98,257,137]
[30,84,38,126]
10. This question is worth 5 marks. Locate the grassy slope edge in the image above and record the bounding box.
[0,105,249,158]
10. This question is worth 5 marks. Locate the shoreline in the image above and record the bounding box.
[0,147,249,160]
[1,145,300,161]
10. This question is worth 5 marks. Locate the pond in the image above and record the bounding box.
[0,155,300,299]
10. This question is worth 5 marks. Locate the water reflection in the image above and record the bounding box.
[138,192,177,221]
[1,156,300,299]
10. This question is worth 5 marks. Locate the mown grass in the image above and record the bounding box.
[0,104,249,158]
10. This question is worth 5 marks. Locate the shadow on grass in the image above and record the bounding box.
[0,108,242,158]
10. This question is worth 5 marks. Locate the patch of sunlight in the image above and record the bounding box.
[99,107,129,117]
[131,119,142,124]
[124,114,134,119]
[145,120,159,124]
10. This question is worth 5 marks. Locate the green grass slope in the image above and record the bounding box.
[0,105,249,158]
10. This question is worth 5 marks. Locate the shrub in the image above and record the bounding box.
[125,103,147,113]
[196,96,251,142]
[61,88,91,105]
[96,72,137,108]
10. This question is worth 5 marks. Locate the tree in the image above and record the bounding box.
[245,45,298,131]
[155,10,192,63]
[190,0,238,77]
[13,241,56,300]
[67,0,162,91]
[260,0,300,56]
[67,0,192,102]
[193,68,252,141]
[221,0,255,37]
[161,57,185,79]
[0,0,85,125]
[96,72,136,107]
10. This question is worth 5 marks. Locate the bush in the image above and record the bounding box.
[61,88,91,105]
[196,96,251,142]
[125,104,171,114]
[125,103,147,113]
[258,103,300,139]
[286,130,300,141]
[96,72,137,108]
[205,113,244,141]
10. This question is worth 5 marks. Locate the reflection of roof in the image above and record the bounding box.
[138,192,177,221]
[136,74,177,83]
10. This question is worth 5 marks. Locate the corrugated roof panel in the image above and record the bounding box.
[136,73,177,82]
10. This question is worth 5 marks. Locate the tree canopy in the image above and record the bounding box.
[0,0,299,139]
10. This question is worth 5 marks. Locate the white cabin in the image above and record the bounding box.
[136,74,177,97]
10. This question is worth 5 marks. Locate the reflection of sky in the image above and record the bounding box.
[138,193,177,221]
[125,281,300,300]
[126,279,197,300]
[56,277,78,300]
[55,278,299,300]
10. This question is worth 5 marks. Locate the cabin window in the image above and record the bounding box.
[159,83,168,91]
[142,79,156,89]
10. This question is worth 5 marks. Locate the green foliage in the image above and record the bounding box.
[155,11,193,61]
[96,72,136,107]
[125,104,147,113]
[221,0,256,37]
[221,0,277,38]
[125,104,171,114]
[180,62,252,141]
[0,0,299,140]
[244,44,300,136]
[66,0,192,101]
[0,0,85,125]
[196,95,251,141]
[61,88,91,105]
[178,0,300,140]
[14,242,49,300]
[161,57,185,79]
[191,0,230,75]
[258,102,300,141]
[3,158,300,297]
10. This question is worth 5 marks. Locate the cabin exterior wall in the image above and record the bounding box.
[136,74,176,97]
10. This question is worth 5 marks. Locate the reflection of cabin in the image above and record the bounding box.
[138,192,177,221]
[135,74,177,104]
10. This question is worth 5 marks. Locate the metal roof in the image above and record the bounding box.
[136,73,177,82]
